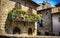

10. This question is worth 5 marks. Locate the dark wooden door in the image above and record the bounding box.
[13,27,20,34]
[28,28,32,35]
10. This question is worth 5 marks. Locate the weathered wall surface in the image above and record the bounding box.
[52,14,60,35]
[0,0,11,34]
[37,9,52,35]
[5,21,36,36]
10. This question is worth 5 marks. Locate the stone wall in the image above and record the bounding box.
[37,9,52,35]
[0,0,37,35]
[5,21,36,36]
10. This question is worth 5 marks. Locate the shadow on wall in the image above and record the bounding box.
[4,1,21,34]
[0,36,10,38]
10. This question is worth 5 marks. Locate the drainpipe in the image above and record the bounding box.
[51,11,53,35]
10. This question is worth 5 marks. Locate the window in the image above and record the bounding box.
[28,7,33,14]
[42,5,44,9]
[46,12,48,15]
[42,3,45,9]
[58,17,60,22]
[58,9,60,12]
[24,0,27,6]
[15,2,21,9]
[37,20,43,27]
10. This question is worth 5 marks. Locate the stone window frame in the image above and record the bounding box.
[15,2,21,9]
[58,8,60,12]
[28,7,33,14]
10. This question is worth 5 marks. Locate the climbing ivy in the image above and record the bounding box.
[8,9,42,22]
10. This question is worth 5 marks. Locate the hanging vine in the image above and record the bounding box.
[8,9,42,22]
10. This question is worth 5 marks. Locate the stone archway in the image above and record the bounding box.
[28,28,32,35]
[13,27,20,34]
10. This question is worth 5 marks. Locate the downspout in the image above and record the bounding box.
[51,9,53,35]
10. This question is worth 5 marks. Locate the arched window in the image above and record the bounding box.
[15,2,21,9]
[28,28,32,35]
[28,7,33,14]
[13,27,20,34]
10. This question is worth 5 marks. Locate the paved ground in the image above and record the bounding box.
[0,34,60,38]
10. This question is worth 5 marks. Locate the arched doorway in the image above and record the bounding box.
[13,27,20,34]
[28,28,32,35]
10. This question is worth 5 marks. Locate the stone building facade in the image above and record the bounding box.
[37,2,60,35]
[0,0,39,36]
[37,2,52,35]
[37,8,52,35]
[37,2,51,10]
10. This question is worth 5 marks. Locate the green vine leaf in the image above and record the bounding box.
[8,8,42,22]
